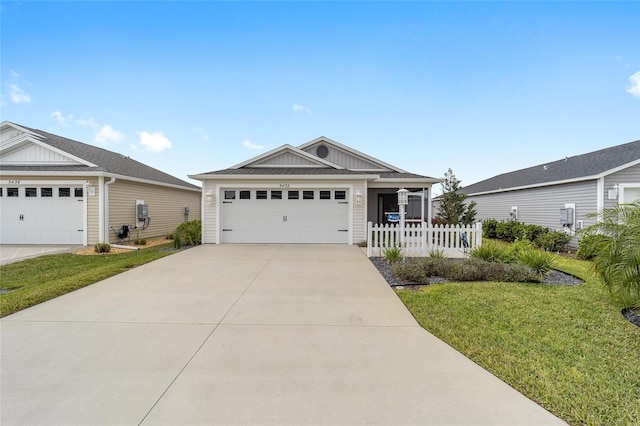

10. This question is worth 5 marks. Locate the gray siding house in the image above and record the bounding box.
[190,137,440,245]
[0,121,201,245]
[459,140,640,242]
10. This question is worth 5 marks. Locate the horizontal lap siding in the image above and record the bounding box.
[604,164,640,209]
[469,180,598,231]
[108,180,200,244]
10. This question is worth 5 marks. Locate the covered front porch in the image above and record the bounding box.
[366,187,433,225]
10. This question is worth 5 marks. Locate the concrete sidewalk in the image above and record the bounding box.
[0,244,82,265]
[0,244,565,425]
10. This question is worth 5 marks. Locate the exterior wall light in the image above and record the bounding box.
[397,188,409,206]
[205,190,213,206]
[355,191,363,205]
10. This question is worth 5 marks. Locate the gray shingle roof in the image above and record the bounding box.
[460,140,640,195]
[3,124,199,190]
[201,167,436,180]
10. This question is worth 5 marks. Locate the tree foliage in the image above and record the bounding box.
[436,168,477,225]
[580,200,640,309]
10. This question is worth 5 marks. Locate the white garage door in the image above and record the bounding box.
[221,189,349,243]
[0,185,84,244]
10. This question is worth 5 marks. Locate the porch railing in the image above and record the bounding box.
[366,222,483,257]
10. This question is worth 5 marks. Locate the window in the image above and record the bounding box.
[224,190,236,200]
[303,190,314,200]
[26,188,37,197]
[8,188,19,197]
[0,188,2,197]
[271,190,282,200]
[319,190,331,200]
[74,188,83,197]
[288,191,299,200]
[59,188,71,197]
[41,188,53,197]
[335,190,346,200]
[256,190,267,200]
[239,190,251,200]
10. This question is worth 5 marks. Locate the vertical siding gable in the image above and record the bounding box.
[301,145,388,170]
[1,143,80,165]
[251,152,327,167]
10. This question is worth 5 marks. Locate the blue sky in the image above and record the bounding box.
[2,1,639,192]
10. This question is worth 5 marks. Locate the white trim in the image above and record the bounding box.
[297,136,408,173]
[0,137,98,168]
[83,182,89,246]
[597,177,604,216]
[0,179,87,185]
[98,176,105,243]
[618,183,640,204]
[189,173,380,181]
[0,171,201,192]
[1,121,44,140]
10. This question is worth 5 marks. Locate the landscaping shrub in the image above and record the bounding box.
[428,248,445,258]
[382,244,404,263]
[503,239,536,263]
[576,233,609,260]
[391,258,540,283]
[534,230,571,252]
[94,242,111,253]
[495,220,524,242]
[165,231,174,240]
[133,238,147,246]
[174,220,202,249]
[470,240,506,263]
[517,248,555,277]
[481,219,498,239]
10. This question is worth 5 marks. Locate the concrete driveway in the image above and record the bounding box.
[0,244,82,265]
[0,244,565,425]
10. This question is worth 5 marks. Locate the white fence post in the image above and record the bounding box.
[367,221,372,257]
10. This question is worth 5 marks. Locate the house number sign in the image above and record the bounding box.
[8,180,21,184]
[279,184,290,188]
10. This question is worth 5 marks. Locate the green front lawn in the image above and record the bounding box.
[397,256,640,425]
[0,245,175,317]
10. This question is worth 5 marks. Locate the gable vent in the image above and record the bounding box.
[316,144,329,158]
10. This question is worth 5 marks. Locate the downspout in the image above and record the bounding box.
[103,177,116,243]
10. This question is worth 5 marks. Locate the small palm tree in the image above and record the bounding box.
[581,200,640,309]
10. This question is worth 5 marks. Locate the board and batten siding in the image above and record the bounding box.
[300,145,384,170]
[469,180,598,232]
[107,180,200,244]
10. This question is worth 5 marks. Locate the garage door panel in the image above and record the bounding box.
[0,185,84,244]
[221,189,349,244]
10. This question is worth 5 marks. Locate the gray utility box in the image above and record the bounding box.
[137,204,149,221]
[560,207,574,226]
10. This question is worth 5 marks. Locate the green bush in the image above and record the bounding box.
[470,240,506,263]
[133,238,147,246]
[517,249,555,277]
[174,220,202,249]
[391,258,540,283]
[576,233,609,260]
[94,242,111,253]
[428,248,446,258]
[482,219,499,239]
[534,230,571,252]
[165,231,174,240]
[382,244,404,263]
[503,239,536,263]
[495,220,525,242]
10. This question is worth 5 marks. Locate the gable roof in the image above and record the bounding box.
[0,121,200,190]
[460,140,640,195]
[190,136,439,184]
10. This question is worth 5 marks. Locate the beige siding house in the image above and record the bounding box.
[0,121,201,245]
[459,140,640,244]
[190,137,440,245]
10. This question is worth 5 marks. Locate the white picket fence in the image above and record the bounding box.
[366,222,483,257]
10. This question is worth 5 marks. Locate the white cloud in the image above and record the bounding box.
[76,116,98,128]
[139,131,172,152]
[625,71,640,98]
[293,103,312,114]
[94,125,124,145]
[243,139,264,150]
[9,83,31,104]
[50,111,74,125]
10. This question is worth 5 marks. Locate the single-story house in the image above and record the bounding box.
[0,121,201,245]
[459,139,640,238]
[189,137,440,244]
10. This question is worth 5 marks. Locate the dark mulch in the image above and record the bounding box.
[370,257,584,288]
[622,308,640,328]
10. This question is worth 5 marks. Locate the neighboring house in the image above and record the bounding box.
[189,137,440,244]
[459,140,640,239]
[0,121,201,245]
